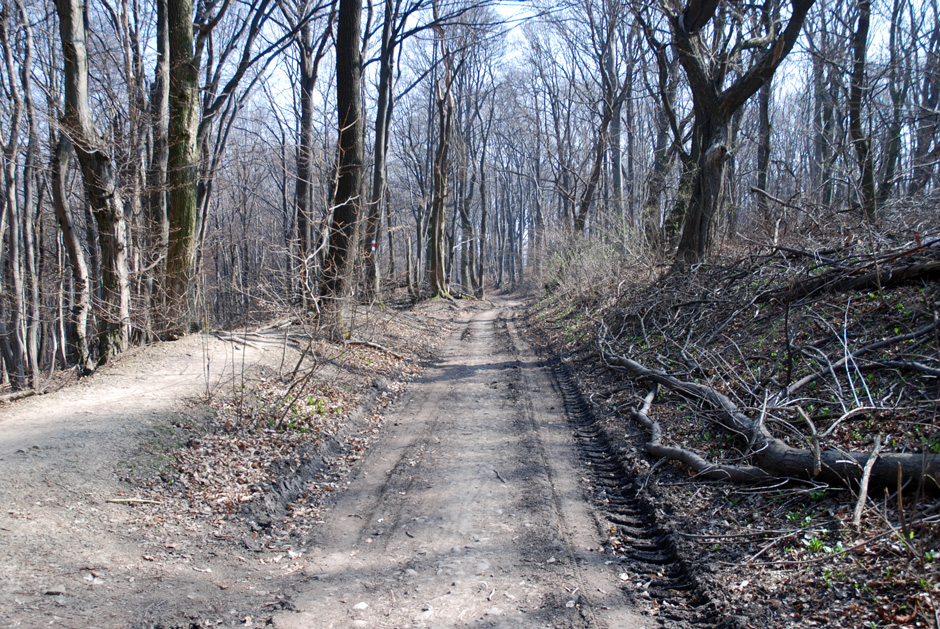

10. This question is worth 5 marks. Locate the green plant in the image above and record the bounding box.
[805,536,825,553]
[786,511,813,527]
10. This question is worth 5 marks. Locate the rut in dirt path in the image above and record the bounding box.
[272,304,653,628]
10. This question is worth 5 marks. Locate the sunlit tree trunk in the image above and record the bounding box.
[56,0,131,364]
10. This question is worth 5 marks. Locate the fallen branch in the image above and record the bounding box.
[344,339,404,360]
[628,387,772,483]
[215,334,263,350]
[763,256,940,304]
[0,390,37,403]
[602,345,940,492]
[853,435,884,529]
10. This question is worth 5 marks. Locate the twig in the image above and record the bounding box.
[779,320,940,401]
[106,498,161,505]
[743,530,800,565]
[853,435,884,529]
[676,528,797,539]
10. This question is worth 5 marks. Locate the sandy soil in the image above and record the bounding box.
[0,301,652,628]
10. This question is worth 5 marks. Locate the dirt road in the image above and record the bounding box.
[273,303,651,628]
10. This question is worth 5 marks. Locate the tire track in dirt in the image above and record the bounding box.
[548,358,739,628]
[273,302,652,628]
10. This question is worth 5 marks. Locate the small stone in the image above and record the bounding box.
[352,602,368,611]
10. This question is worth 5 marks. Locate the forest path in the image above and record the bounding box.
[273,301,650,628]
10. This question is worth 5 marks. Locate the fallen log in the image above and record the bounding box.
[602,347,940,492]
[762,254,940,304]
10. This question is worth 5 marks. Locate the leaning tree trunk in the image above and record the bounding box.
[320,0,364,334]
[56,0,131,364]
[50,136,93,373]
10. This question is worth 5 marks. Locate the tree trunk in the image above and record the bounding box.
[22,88,41,388]
[674,116,730,265]
[755,81,772,221]
[294,11,333,307]
[56,0,131,364]
[848,0,876,222]
[320,0,364,332]
[148,0,170,323]
[165,0,200,332]
[296,21,317,307]
[363,0,396,299]
[427,28,454,298]
[877,0,908,204]
[910,22,939,195]
[0,8,27,389]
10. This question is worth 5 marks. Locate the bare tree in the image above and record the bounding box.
[669,0,815,266]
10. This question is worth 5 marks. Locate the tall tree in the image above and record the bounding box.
[165,0,200,332]
[320,0,364,330]
[284,0,335,307]
[56,0,132,364]
[426,0,456,297]
[848,0,876,221]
